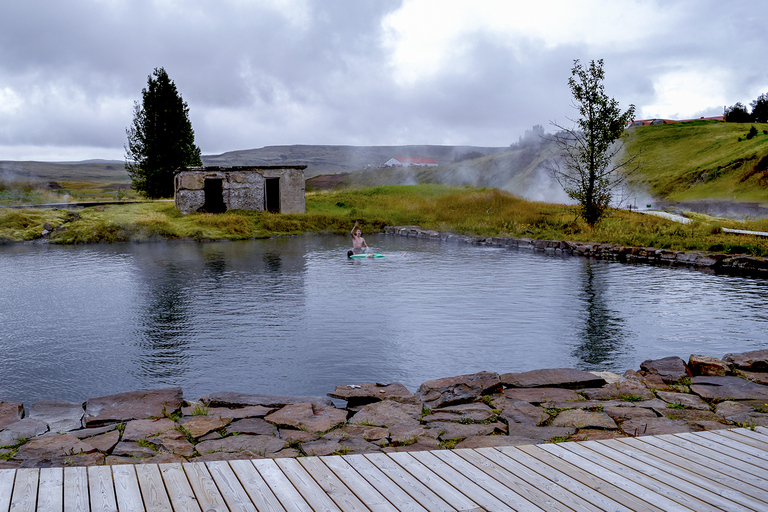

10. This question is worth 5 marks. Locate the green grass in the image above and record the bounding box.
[2,184,768,256]
[626,120,768,201]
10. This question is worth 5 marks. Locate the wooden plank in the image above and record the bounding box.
[319,455,401,512]
[463,447,611,512]
[111,465,145,512]
[670,431,768,466]
[183,462,228,512]
[87,466,117,512]
[10,468,38,512]
[63,466,89,512]
[725,427,768,447]
[205,461,257,512]
[509,445,664,512]
[386,451,482,511]
[424,450,543,512]
[37,467,63,512]
[686,430,768,459]
[638,434,768,482]
[611,437,768,510]
[342,454,431,512]
[159,463,202,512]
[135,464,173,512]
[535,443,695,512]
[274,458,341,512]
[708,428,768,450]
[554,441,723,512]
[0,470,16,512]
[586,439,755,512]
[251,459,314,512]
[756,426,768,436]
[229,460,287,512]
[361,453,454,512]
[297,457,371,512]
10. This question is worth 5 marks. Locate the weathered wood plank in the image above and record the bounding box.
[556,441,723,511]
[229,460,286,512]
[422,450,539,512]
[296,457,370,512]
[0,469,15,512]
[87,466,117,512]
[725,427,768,447]
[63,466,89,512]
[685,430,768,460]
[510,445,663,512]
[362,453,454,512]
[342,454,431,512]
[205,461,257,512]
[251,459,314,512]
[183,462,228,512]
[386,451,482,511]
[611,437,768,510]
[274,458,341,512]
[638,434,768,482]
[461,447,609,512]
[587,439,755,512]
[708,428,768,451]
[666,432,768,469]
[159,463,202,512]
[9,468,38,512]
[319,455,401,512]
[37,467,64,512]
[535,443,694,512]
[111,465,145,512]
[135,464,173,512]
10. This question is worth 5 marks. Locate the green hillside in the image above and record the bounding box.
[624,120,768,201]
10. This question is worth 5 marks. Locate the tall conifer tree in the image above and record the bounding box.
[125,67,202,198]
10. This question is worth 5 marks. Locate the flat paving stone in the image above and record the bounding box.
[501,368,605,389]
[690,375,768,401]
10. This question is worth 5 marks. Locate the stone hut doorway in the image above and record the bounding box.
[265,178,280,213]
[203,178,226,213]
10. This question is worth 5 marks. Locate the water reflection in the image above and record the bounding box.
[572,260,628,369]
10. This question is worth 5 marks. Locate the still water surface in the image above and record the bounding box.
[1,234,767,405]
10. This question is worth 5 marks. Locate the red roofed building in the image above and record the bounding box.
[383,157,439,167]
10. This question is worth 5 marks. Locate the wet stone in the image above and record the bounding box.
[500,368,605,389]
[417,371,501,408]
[84,387,183,427]
[501,387,580,404]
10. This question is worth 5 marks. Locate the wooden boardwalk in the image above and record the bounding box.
[2,426,767,511]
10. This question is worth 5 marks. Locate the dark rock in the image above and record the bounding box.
[640,356,691,384]
[0,418,49,447]
[581,379,655,401]
[19,452,104,468]
[269,448,301,459]
[349,400,422,428]
[300,439,343,456]
[84,388,183,427]
[620,417,696,437]
[506,424,576,442]
[723,349,768,371]
[192,451,261,462]
[180,416,229,439]
[431,422,504,441]
[12,434,96,460]
[112,441,159,458]
[0,402,24,430]
[551,409,618,430]
[121,418,177,441]
[331,425,389,443]
[207,406,275,419]
[87,430,120,453]
[492,398,549,426]
[200,392,333,409]
[70,424,118,440]
[603,406,657,423]
[196,434,284,456]
[689,355,730,377]
[656,408,726,424]
[382,440,441,453]
[264,403,347,433]
[29,400,84,433]
[279,430,320,445]
[226,418,276,436]
[501,387,580,403]
[146,429,195,458]
[421,403,495,423]
[690,376,768,401]
[736,370,768,386]
[500,368,605,389]
[328,383,421,408]
[417,371,501,408]
[655,391,710,410]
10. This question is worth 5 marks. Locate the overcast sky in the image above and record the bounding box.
[1,0,766,161]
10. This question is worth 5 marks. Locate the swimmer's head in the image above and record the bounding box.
[347,250,354,258]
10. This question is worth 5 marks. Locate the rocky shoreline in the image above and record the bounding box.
[1,350,767,469]
[385,226,768,276]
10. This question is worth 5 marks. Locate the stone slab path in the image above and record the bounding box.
[2,426,767,511]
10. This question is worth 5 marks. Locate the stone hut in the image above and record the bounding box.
[174,165,306,214]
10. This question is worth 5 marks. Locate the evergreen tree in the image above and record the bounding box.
[548,59,637,226]
[751,93,768,123]
[125,67,202,198]
[724,102,752,123]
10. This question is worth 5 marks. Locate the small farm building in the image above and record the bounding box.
[174,165,306,214]
[383,157,438,167]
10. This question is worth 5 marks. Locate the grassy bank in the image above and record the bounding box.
[2,185,768,256]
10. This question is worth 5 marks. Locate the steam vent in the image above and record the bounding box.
[174,165,307,214]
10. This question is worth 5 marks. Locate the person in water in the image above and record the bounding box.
[350,221,368,254]
[347,250,406,258]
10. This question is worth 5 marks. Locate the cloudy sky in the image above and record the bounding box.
[1,0,766,161]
